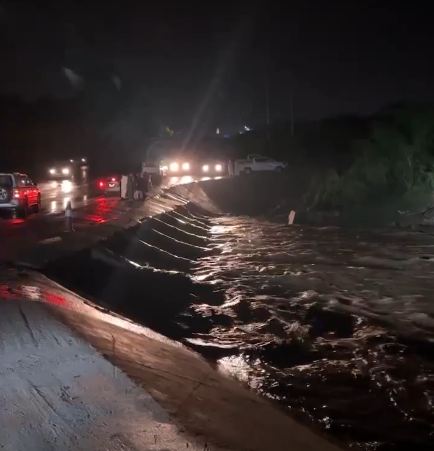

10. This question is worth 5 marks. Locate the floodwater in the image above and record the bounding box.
[191,217,434,451]
[46,205,434,451]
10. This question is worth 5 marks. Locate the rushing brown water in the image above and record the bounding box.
[47,205,434,451]
[187,217,434,451]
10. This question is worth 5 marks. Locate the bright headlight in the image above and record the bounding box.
[182,162,190,171]
[215,163,223,172]
[61,180,73,194]
[62,167,70,175]
[49,168,56,175]
[169,162,179,172]
[202,164,209,173]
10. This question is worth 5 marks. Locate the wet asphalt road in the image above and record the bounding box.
[38,180,92,214]
[0,176,213,263]
[0,180,120,262]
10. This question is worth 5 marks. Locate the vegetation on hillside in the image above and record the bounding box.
[233,105,434,221]
[310,108,434,216]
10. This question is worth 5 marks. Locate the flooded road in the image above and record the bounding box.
[45,204,434,451]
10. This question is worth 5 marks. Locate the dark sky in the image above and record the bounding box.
[1,0,434,131]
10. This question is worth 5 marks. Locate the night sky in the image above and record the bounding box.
[1,1,434,131]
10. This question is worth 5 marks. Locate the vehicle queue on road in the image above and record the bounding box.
[0,154,287,220]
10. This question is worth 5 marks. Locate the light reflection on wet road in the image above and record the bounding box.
[38,180,91,214]
[161,175,223,189]
[0,176,214,262]
[0,180,121,261]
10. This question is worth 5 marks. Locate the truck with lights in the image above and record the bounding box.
[47,158,89,183]
[142,148,226,178]
[156,157,225,177]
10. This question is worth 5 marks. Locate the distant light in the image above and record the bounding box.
[215,164,223,172]
[50,200,57,213]
[70,159,74,163]
[244,125,251,131]
[202,164,209,173]
[61,180,73,194]
[180,176,194,185]
[111,177,116,182]
[169,162,179,172]
[61,167,70,175]
[182,162,190,171]
[49,168,56,175]
[81,158,86,163]
[216,127,220,135]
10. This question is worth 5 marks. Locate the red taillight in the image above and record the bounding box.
[98,180,105,189]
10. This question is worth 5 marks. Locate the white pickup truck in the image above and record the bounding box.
[234,154,287,175]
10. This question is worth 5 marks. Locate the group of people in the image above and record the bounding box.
[121,173,153,201]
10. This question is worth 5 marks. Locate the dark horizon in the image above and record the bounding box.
[2,1,434,132]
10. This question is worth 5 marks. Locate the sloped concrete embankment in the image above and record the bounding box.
[0,267,341,451]
[43,191,223,340]
[40,182,342,451]
[0,291,218,451]
[15,174,303,270]
[44,180,273,342]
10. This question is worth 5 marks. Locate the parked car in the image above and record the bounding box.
[234,155,287,175]
[0,173,41,217]
[97,176,120,195]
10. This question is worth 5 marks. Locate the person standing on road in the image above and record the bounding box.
[147,174,153,195]
[127,173,134,200]
[120,175,128,199]
[134,173,145,200]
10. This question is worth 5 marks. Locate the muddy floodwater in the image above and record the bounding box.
[191,217,434,451]
[47,204,434,451]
